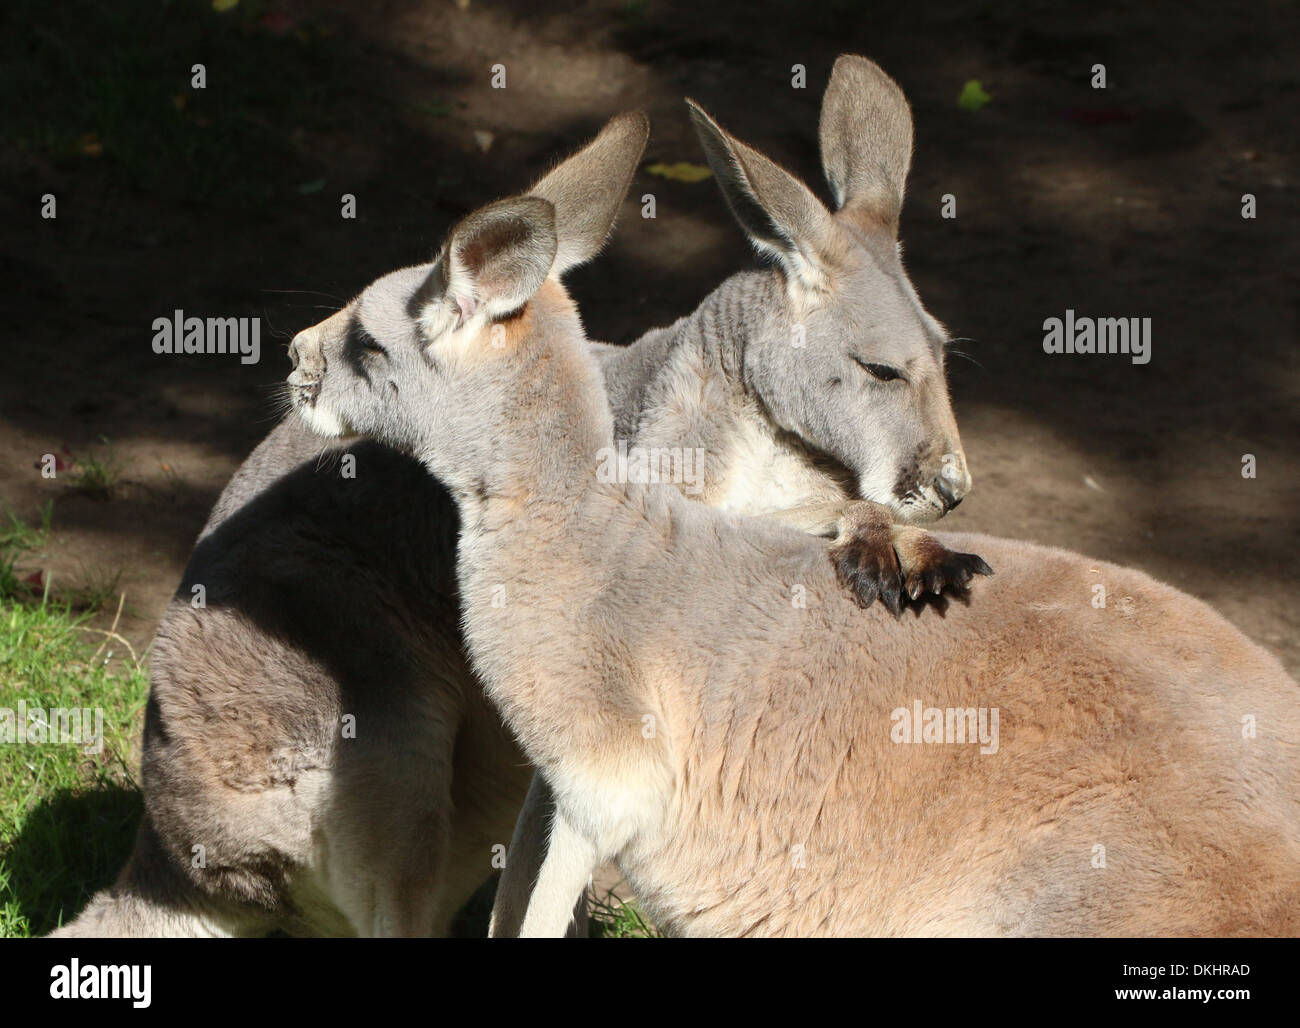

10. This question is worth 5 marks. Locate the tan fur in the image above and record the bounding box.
[496,290,1298,937]
[330,259,1300,938]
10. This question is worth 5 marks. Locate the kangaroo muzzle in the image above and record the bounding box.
[287,332,325,407]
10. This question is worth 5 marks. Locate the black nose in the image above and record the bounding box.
[934,476,962,511]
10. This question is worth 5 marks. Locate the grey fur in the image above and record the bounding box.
[684,94,969,520]
[819,54,913,229]
[54,58,975,937]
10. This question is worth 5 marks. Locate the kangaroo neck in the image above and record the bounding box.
[593,270,852,515]
[598,271,773,444]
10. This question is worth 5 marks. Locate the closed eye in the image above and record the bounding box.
[851,356,905,383]
[345,312,390,360]
[357,329,387,356]
[348,326,387,366]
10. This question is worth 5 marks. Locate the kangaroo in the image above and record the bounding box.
[54,57,984,938]
[290,131,1300,939]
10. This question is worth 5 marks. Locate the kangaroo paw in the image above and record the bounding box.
[892,526,993,602]
[827,501,905,615]
[828,501,993,614]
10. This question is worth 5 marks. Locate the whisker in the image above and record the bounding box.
[314,447,345,475]
[260,311,292,342]
[257,382,300,426]
[947,349,985,370]
[943,338,983,370]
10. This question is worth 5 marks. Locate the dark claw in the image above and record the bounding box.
[880,574,903,616]
[895,547,994,610]
[831,539,902,613]
[948,552,994,586]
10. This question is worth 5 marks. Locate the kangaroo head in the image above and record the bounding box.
[689,55,970,523]
[286,113,648,492]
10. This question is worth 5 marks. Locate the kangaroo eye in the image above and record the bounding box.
[358,329,387,356]
[852,356,904,383]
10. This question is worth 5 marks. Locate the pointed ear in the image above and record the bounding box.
[441,196,557,325]
[686,99,839,292]
[819,55,913,234]
[527,111,649,275]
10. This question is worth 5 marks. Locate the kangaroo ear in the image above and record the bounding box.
[439,196,558,327]
[819,55,913,235]
[687,99,839,293]
[528,111,649,275]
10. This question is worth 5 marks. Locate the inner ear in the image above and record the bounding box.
[443,196,558,324]
[686,100,838,292]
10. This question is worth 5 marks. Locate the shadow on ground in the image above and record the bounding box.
[4,786,142,936]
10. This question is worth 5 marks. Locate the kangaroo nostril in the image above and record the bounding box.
[934,476,963,510]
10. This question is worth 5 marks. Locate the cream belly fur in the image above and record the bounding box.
[713,404,852,519]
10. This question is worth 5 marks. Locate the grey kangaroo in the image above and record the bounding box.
[289,122,1300,938]
[55,57,984,937]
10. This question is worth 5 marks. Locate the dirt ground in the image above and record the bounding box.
[2,0,1296,682]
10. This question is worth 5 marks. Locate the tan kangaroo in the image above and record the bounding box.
[54,57,987,937]
[291,144,1300,938]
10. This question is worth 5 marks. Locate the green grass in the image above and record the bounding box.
[589,889,660,938]
[69,455,122,501]
[0,501,52,555]
[0,502,52,602]
[0,504,147,937]
[61,570,128,617]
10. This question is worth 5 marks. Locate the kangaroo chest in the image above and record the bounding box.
[709,413,850,517]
